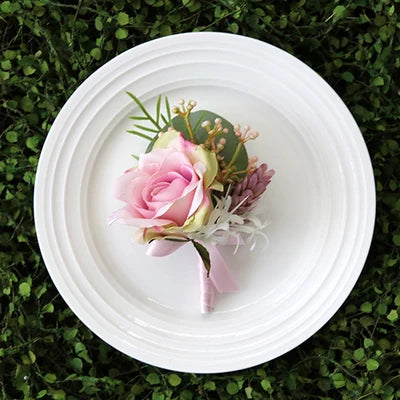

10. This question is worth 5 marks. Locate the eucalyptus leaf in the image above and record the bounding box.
[146,110,248,172]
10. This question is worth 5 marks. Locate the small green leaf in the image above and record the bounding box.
[69,357,83,371]
[245,386,253,398]
[0,70,10,80]
[115,28,128,39]
[341,71,354,83]
[4,49,16,59]
[229,22,239,34]
[372,76,384,86]
[203,381,216,391]
[94,16,103,30]
[366,359,379,371]
[1,60,11,70]
[117,12,129,26]
[19,282,31,297]
[6,131,18,143]
[28,350,36,363]
[21,97,34,112]
[52,389,66,400]
[146,373,160,385]
[387,309,398,322]
[42,303,54,313]
[23,65,36,76]
[360,302,372,313]
[353,348,365,361]
[90,48,101,60]
[26,136,39,151]
[37,390,47,399]
[392,234,400,246]
[226,382,239,395]
[261,378,271,391]
[168,374,182,386]
[363,338,374,348]
[333,5,346,22]
[160,25,172,36]
[63,328,78,341]
[332,373,346,388]
[44,373,57,383]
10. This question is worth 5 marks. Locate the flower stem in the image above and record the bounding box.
[227,141,243,168]
[184,114,196,143]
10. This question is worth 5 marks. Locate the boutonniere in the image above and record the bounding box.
[108,94,274,313]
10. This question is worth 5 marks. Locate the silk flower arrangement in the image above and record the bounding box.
[108,94,274,313]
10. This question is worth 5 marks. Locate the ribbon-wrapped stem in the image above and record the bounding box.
[146,240,239,313]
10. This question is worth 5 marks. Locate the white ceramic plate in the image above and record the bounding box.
[34,32,375,373]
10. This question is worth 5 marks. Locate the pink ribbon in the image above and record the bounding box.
[146,240,238,313]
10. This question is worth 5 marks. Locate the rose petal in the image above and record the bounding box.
[159,190,196,226]
[108,205,174,227]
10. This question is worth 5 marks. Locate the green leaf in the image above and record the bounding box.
[353,348,365,361]
[26,136,39,151]
[332,373,346,388]
[0,1,12,13]
[168,374,182,386]
[42,303,54,313]
[192,241,211,276]
[37,390,47,399]
[392,234,400,246]
[90,47,101,60]
[387,309,398,322]
[341,71,354,83]
[372,76,384,86]
[1,60,11,70]
[52,390,66,400]
[203,381,216,391]
[28,350,36,363]
[94,16,103,30]
[19,282,31,297]
[0,70,10,80]
[333,5,346,22]
[146,373,160,385]
[117,12,129,26]
[261,378,271,391]
[364,338,374,348]
[127,130,153,141]
[229,22,239,34]
[361,302,372,313]
[115,28,128,39]
[69,357,83,371]
[160,25,172,36]
[6,131,18,143]
[21,97,34,112]
[44,373,57,383]
[63,328,78,341]
[226,382,239,395]
[23,65,36,76]
[366,359,379,371]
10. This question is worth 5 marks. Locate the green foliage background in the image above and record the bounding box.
[0,0,399,399]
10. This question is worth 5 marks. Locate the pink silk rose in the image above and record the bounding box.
[108,129,223,241]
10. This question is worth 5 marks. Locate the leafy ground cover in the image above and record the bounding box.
[1,0,399,399]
